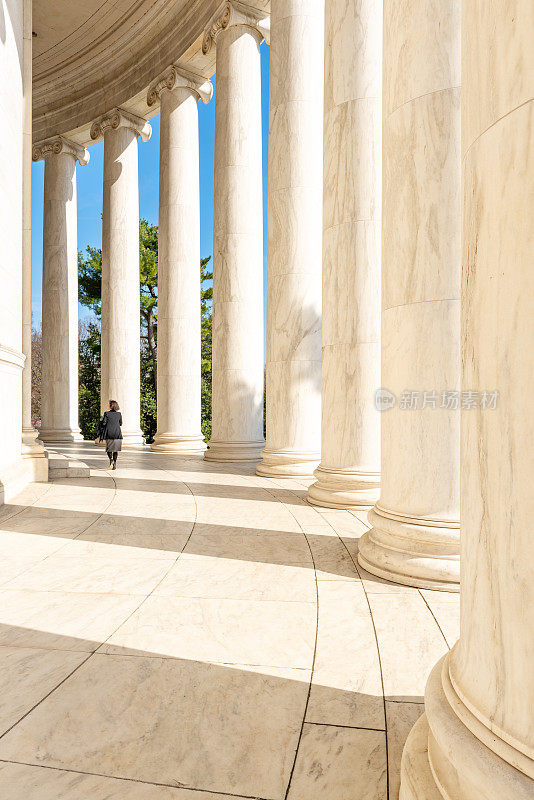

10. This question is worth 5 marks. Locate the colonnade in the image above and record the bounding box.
[1,0,532,796]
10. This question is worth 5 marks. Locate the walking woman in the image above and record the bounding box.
[102,400,122,469]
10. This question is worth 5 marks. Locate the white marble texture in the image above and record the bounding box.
[205,13,265,462]
[35,140,87,443]
[257,0,323,478]
[0,646,87,734]
[306,579,384,729]
[0,0,25,502]
[401,3,534,798]
[307,0,382,508]
[358,0,461,591]
[152,73,210,454]
[21,0,46,475]
[287,724,387,800]
[96,111,151,445]
[0,442,461,798]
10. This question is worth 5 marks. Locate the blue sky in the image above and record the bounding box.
[31,43,270,328]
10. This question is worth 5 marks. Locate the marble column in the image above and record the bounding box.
[256,0,323,478]
[400,3,534,798]
[202,2,268,462]
[307,0,382,506]
[357,0,461,590]
[33,137,89,444]
[90,109,151,446]
[147,67,213,453]
[21,0,46,474]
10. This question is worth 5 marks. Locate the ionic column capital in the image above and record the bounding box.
[90,107,152,143]
[32,136,89,166]
[202,1,270,54]
[147,65,213,107]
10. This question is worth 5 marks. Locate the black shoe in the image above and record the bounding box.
[112,463,117,470]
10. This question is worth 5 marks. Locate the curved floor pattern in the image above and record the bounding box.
[0,443,459,799]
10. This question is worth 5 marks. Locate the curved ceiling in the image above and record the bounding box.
[32,0,265,144]
[32,0,270,145]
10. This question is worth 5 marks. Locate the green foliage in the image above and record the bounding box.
[140,339,157,444]
[200,256,213,441]
[78,321,102,440]
[78,246,103,317]
[139,219,158,324]
[77,224,213,444]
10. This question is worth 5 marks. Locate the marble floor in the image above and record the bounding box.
[0,443,459,800]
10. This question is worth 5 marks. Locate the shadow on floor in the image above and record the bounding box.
[0,622,423,800]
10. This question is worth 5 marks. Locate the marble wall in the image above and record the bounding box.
[0,0,26,500]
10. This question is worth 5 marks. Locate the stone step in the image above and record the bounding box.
[47,451,90,480]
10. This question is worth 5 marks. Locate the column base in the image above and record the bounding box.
[38,428,84,444]
[22,427,46,458]
[307,465,380,509]
[399,715,443,800]
[204,439,265,462]
[21,431,49,482]
[151,433,206,454]
[120,430,146,448]
[400,655,534,799]
[256,448,320,478]
[357,504,460,592]
[0,455,48,504]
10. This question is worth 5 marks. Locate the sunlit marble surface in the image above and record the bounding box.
[0,442,459,799]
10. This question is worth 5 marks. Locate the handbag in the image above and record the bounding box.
[95,417,108,442]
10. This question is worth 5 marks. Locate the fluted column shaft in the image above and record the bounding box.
[92,110,151,446]
[358,0,461,590]
[257,0,323,478]
[307,0,382,507]
[204,3,266,462]
[36,139,88,443]
[401,3,534,798]
[150,69,212,453]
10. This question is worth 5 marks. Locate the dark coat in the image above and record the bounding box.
[102,410,123,440]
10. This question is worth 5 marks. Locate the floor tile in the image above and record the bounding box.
[286,723,387,800]
[3,555,172,595]
[0,761,258,799]
[0,590,145,651]
[58,530,189,560]
[0,446,461,800]
[306,533,361,581]
[0,508,100,538]
[367,592,449,700]
[104,490,196,522]
[307,581,384,729]
[0,647,87,734]
[419,589,460,648]
[0,655,309,799]
[184,525,313,567]
[385,701,425,800]
[103,594,316,668]
[0,530,70,559]
[154,552,316,602]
